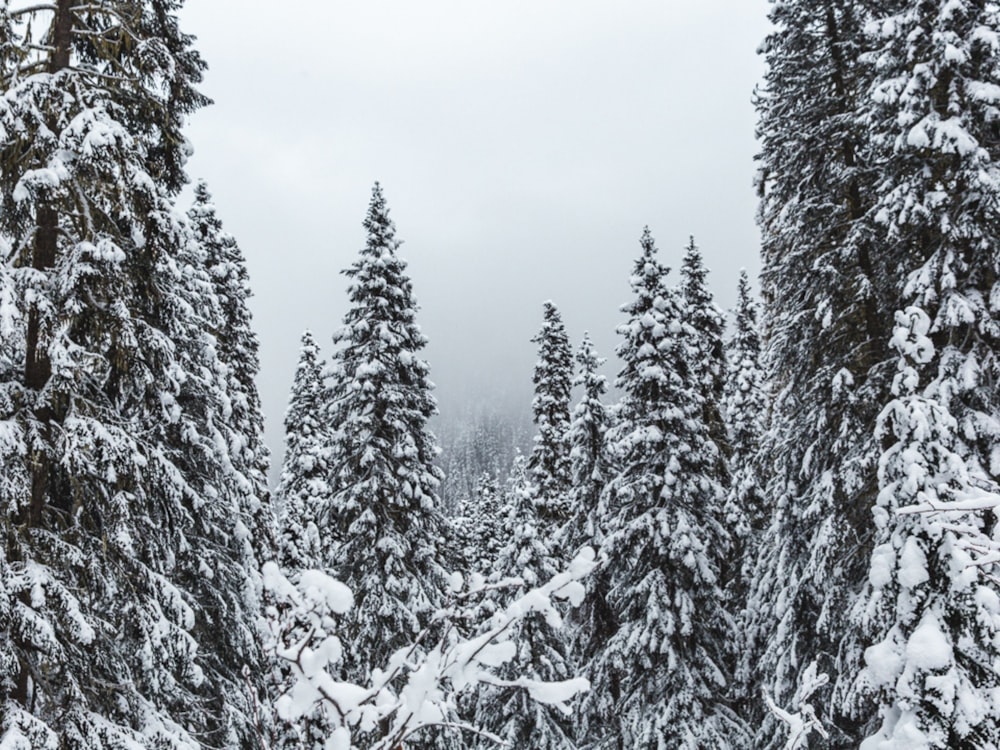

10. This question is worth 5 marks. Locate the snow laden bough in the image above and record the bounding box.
[262,547,597,749]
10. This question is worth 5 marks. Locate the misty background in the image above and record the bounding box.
[177,1,771,483]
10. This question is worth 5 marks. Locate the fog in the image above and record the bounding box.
[177,1,772,477]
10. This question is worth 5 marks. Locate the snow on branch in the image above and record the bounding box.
[764,664,829,750]
[262,547,596,749]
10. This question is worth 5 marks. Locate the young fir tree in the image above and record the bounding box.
[453,472,505,575]
[319,184,451,738]
[747,1,891,744]
[680,236,730,460]
[277,331,328,580]
[471,482,577,749]
[560,332,610,555]
[0,3,263,748]
[528,301,574,524]
[271,331,332,750]
[846,307,1000,748]
[722,272,769,594]
[581,228,747,749]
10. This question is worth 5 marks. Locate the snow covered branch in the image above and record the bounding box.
[764,664,829,750]
[262,547,596,749]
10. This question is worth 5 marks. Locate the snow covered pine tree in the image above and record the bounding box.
[0,2,265,748]
[748,1,892,744]
[318,184,453,748]
[273,330,332,750]
[580,228,748,749]
[844,0,1000,744]
[527,301,574,526]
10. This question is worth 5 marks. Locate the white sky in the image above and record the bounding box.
[177,1,772,469]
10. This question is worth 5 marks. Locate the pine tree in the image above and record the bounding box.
[0,3,263,747]
[839,1,1000,742]
[528,301,574,524]
[582,228,747,749]
[722,272,769,594]
[680,236,729,459]
[472,483,577,749]
[319,184,450,730]
[848,307,1000,748]
[862,0,1000,520]
[560,332,610,556]
[747,1,891,744]
[270,331,333,750]
[188,181,272,550]
[277,331,327,580]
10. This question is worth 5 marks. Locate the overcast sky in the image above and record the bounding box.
[177,1,772,470]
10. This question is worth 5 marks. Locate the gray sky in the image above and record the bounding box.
[178,1,772,469]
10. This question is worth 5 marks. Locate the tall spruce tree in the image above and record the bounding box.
[528,301,574,524]
[188,181,272,554]
[0,3,266,749]
[840,1,1000,743]
[747,1,892,744]
[319,184,450,739]
[581,228,747,749]
[723,271,771,723]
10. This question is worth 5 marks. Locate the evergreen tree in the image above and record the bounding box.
[840,1,1000,742]
[528,301,574,524]
[847,307,1000,749]
[722,271,769,593]
[861,0,1000,521]
[453,472,505,575]
[472,483,577,749]
[747,1,890,744]
[319,184,450,727]
[560,332,610,555]
[271,331,332,750]
[0,3,262,748]
[276,331,327,578]
[680,236,729,459]
[582,228,747,749]
[188,181,272,552]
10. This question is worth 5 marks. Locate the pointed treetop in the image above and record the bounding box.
[575,331,607,385]
[681,235,712,308]
[362,181,399,256]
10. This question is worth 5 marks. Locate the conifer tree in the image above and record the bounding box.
[582,228,747,749]
[861,0,1000,517]
[680,236,729,459]
[319,184,450,712]
[748,1,889,744]
[528,301,574,524]
[472,483,577,749]
[277,331,327,576]
[188,181,272,548]
[839,2,1000,742]
[560,332,610,555]
[0,3,263,747]
[271,331,332,750]
[847,307,1000,748]
[723,272,769,591]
